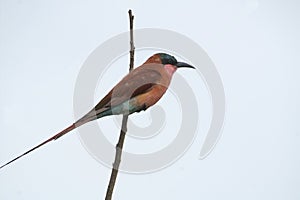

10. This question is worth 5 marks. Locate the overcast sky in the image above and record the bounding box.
[0,0,299,200]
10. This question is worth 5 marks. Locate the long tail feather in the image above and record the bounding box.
[0,123,76,170]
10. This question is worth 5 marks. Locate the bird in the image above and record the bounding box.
[0,53,195,169]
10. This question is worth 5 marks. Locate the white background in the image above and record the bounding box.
[0,0,299,199]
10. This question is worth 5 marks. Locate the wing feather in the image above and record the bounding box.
[95,64,163,110]
[76,64,164,124]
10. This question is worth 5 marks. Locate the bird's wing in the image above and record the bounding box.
[95,64,163,111]
[75,64,164,125]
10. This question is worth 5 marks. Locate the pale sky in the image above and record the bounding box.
[0,0,299,200]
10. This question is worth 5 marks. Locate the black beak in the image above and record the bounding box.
[176,62,195,69]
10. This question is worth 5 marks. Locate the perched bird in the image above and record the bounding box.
[0,53,194,169]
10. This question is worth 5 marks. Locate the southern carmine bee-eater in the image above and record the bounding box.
[0,53,195,169]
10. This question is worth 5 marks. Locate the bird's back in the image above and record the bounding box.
[76,63,172,125]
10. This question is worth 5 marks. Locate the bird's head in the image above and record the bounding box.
[144,53,195,75]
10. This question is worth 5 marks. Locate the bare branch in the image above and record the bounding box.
[105,9,135,200]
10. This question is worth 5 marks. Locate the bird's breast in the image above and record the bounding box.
[136,84,168,109]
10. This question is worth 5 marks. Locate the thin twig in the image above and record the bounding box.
[104,9,135,200]
[129,9,135,71]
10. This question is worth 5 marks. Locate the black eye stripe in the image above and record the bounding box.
[157,53,177,65]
